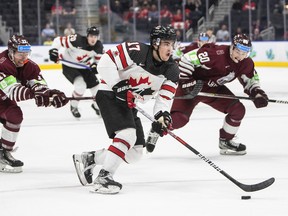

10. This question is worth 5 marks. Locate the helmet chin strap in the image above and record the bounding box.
[153,45,163,62]
[156,48,163,62]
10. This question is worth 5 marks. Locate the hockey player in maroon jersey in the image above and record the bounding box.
[0,35,68,173]
[72,25,180,194]
[171,33,268,155]
[174,32,211,60]
[49,26,104,118]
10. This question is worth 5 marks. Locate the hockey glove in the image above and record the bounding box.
[179,77,197,95]
[33,88,51,107]
[90,63,98,74]
[49,89,69,108]
[152,111,172,137]
[112,80,135,108]
[250,88,268,108]
[49,48,59,63]
[178,55,195,79]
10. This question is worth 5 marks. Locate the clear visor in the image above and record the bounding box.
[14,46,30,58]
[14,52,30,59]
[14,45,31,59]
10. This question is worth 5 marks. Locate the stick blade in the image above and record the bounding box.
[239,177,275,192]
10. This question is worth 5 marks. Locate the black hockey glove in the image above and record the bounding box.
[179,77,197,95]
[152,111,172,137]
[112,80,135,108]
[49,48,59,63]
[179,77,203,97]
[250,88,268,108]
[49,89,69,108]
[90,62,98,74]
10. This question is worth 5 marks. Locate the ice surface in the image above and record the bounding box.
[1,68,287,216]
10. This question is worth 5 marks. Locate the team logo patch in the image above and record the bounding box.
[216,50,224,55]
[129,76,151,87]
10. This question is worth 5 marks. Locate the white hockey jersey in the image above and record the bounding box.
[51,34,104,69]
[97,41,180,115]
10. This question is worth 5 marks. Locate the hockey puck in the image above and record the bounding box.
[241,196,251,200]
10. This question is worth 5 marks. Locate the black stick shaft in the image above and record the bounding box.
[66,97,95,101]
[198,92,288,104]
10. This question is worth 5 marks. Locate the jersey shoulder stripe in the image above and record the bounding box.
[116,44,128,69]
[107,42,133,70]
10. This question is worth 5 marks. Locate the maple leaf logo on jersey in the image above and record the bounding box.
[77,54,88,62]
[129,77,151,87]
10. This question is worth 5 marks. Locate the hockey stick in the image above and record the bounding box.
[175,91,288,104]
[135,104,275,192]
[59,58,92,70]
[66,96,95,101]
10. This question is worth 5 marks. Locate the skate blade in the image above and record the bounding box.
[90,184,121,194]
[220,149,246,155]
[0,164,22,173]
[72,155,89,186]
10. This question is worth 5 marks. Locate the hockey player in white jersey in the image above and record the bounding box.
[49,26,104,118]
[73,25,180,194]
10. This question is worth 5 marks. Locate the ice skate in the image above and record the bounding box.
[145,129,160,153]
[73,151,96,185]
[90,169,122,194]
[91,103,101,117]
[0,147,23,173]
[70,106,81,118]
[219,138,246,155]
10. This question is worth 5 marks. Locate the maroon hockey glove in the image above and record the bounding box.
[250,88,268,108]
[33,88,51,107]
[112,80,135,108]
[50,89,69,108]
[152,111,172,137]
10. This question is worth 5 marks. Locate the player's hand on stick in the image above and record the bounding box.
[49,89,69,108]
[89,62,98,74]
[179,77,197,95]
[152,111,172,137]
[112,80,135,108]
[178,55,195,79]
[49,48,59,63]
[33,88,51,107]
[250,88,268,108]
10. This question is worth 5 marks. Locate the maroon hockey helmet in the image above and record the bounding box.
[150,25,176,46]
[87,26,100,36]
[232,34,252,53]
[8,34,31,53]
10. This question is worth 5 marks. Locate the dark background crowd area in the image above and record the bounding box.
[0,0,287,45]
